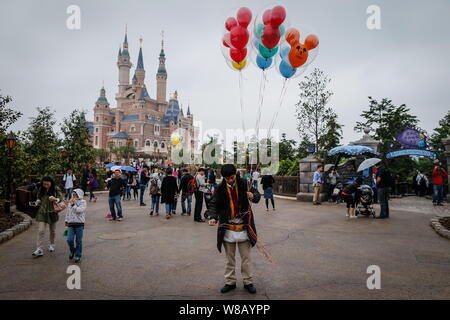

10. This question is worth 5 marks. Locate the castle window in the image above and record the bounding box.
[153,141,158,148]
[118,142,123,147]
[134,140,139,148]
[161,142,165,149]
[145,140,151,147]
[95,128,99,133]
[95,136,98,146]
[96,117,99,122]
[130,126,136,133]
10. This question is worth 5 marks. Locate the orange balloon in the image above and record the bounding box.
[304,34,319,50]
[285,28,300,45]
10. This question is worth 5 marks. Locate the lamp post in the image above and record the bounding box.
[5,132,17,215]
[126,138,133,165]
[108,141,114,163]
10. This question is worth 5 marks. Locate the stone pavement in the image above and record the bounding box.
[0,194,449,300]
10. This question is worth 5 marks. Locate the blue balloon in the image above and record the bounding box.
[279,60,296,78]
[256,55,273,70]
[280,46,290,62]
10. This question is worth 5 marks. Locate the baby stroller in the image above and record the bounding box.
[355,185,376,218]
[332,183,344,204]
[203,185,215,219]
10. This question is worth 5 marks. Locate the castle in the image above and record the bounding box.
[91,30,197,164]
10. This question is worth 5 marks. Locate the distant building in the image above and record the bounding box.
[90,30,197,164]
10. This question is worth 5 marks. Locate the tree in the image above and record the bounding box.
[430,111,450,162]
[23,107,61,177]
[0,94,22,135]
[94,148,110,163]
[111,145,136,165]
[279,133,297,161]
[0,94,24,200]
[61,110,95,173]
[295,68,343,157]
[354,97,419,155]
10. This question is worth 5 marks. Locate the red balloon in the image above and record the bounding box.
[237,7,252,28]
[262,9,272,25]
[222,34,231,48]
[230,48,247,63]
[270,6,286,27]
[225,17,238,31]
[230,26,249,50]
[261,25,280,49]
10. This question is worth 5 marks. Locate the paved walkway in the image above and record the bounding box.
[0,195,449,300]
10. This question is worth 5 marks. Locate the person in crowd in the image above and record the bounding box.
[81,163,90,193]
[261,173,275,211]
[31,177,64,258]
[149,171,162,216]
[125,171,134,201]
[207,164,261,294]
[242,169,252,182]
[179,168,194,216]
[251,169,260,190]
[87,169,99,202]
[374,162,391,219]
[65,189,86,263]
[312,165,324,205]
[63,169,77,200]
[432,160,448,206]
[106,169,127,221]
[327,168,339,202]
[371,171,378,204]
[341,177,363,219]
[131,172,139,200]
[415,170,429,197]
[160,168,178,219]
[139,166,151,206]
[208,167,217,190]
[177,167,183,184]
[194,168,208,222]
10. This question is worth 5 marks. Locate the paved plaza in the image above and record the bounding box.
[0,194,449,300]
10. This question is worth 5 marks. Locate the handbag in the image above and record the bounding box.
[53,200,68,213]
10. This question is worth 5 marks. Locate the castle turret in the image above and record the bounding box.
[156,31,167,104]
[117,28,132,97]
[93,84,112,149]
[135,37,146,87]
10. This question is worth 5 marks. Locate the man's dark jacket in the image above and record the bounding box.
[207,177,261,252]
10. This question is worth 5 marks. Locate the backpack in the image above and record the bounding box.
[149,178,159,195]
[187,176,197,194]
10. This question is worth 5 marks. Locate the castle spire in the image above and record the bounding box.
[156,31,167,104]
[136,36,145,70]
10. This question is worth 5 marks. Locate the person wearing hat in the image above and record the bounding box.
[207,164,261,294]
[65,189,87,263]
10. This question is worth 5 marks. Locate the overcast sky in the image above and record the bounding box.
[0,0,449,145]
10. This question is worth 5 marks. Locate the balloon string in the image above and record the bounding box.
[255,71,267,139]
[267,78,289,140]
[239,71,246,137]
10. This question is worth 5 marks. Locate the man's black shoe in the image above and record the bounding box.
[140,203,146,206]
[375,216,386,219]
[244,284,257,294]
[195,219,205,223]
[220,284,236,293]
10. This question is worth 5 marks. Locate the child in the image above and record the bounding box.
[65,189,87,263]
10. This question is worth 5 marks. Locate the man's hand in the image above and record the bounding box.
[48,196,57,202]
[247,192,254,200]
[208,219,217,226]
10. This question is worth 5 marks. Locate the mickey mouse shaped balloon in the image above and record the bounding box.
[285,28,319,68]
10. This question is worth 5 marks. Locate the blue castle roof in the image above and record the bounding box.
[112,132,129,139]
[122,114,139,122]
[164,98,180,122]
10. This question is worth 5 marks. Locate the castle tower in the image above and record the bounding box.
[135,37,146,87]
[117,28,132,97]
[93,84,112,149]
[156,31,167,104]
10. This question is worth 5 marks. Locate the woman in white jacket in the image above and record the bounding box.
[65,189,86,263]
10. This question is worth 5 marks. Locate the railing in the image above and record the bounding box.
[272,176,299,197]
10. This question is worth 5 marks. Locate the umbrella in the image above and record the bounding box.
[324,164,334,172]
[104,163,115,168]
[120,166,137,172]
[328,145,375,157]
[111,165,122,171]
[357,158,381,172]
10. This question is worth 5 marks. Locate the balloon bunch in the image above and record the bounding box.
[222,7,253,71]
[278,27,319,78]
[251,5,288,71]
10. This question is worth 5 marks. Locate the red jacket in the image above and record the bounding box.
[432,166,448,185]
